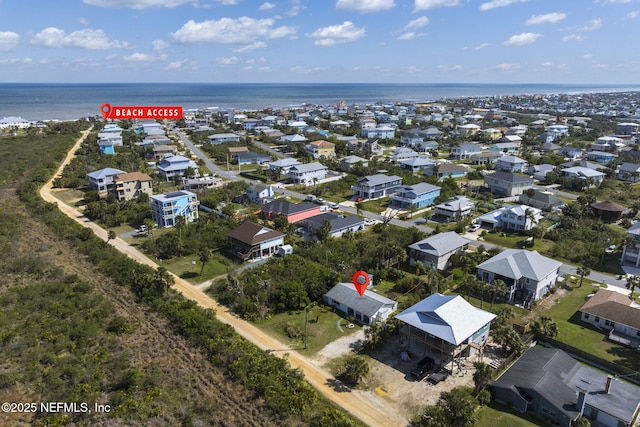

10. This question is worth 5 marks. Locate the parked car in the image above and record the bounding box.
[355,197,364,202]
[364,218,378,226]
[329,203,340,210]
[468,223,481,232]
[410,356,436,381]
[314,198,325,205]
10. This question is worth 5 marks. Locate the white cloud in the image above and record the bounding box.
[540,61,566,70]
[171,17,296,45]
[31,27,128,49]
[259,2,275,10]
[123,52,168,62]
[496,63,520,71]
[306,21,366,46]
[217,56,240,65]
[287,0,303,16]
[503,32,542,46]
[436,64,462,72]
[0,31,19,51]
[290,65,326,73]
[625,11,639,19]
[398,32,416,40]
[463,42,489,50]
[583,53,593,59]
[336,0,395,13]
[579,18,602,31]
[233,41,267,53]
[0,57,32,64]
[404,16,429,30]
[596,0,630,3]
[79,17,89,26]
[84,0,195,9]
[165,59,197,71]
[479,0,527,12]
[526,12,566,25]
[562,34,586,42]
[414,0,459,11]
[152,39,169,52]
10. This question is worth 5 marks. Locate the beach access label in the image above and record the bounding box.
[100,103,182,120]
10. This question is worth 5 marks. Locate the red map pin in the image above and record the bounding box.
[352,270,370,297]
[100,103,112,120]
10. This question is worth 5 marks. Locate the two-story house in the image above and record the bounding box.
[561,166,606,188]
[87,167,126,193]
[389,183,441,210]
[157,154,200,181]
[433,196,475,222]
[305,140,336,159]
[408,231,471,270]
[477,249,561,307]
[351,174,403,200]
[451,143,482,160]
[476,205,542,231]
[286,162,328,186]
[227,221,284,261]
[621,222,640,267]
[617,162,640,182]
[110,172,153,201]
[207,133,240,144]
[150,190,199,228]
[484,171,534,197]
[495,155,528,173]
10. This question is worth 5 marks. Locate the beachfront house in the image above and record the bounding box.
[484,172,534,197]
[433,196,475,222]
[111,172,153,201]
[208,133,240,144]
[157,154,200,181]
[451,143,482,160]
[305,140,336,159]
[227,221,284,261]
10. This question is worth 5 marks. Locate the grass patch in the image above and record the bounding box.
[480,231,554,253]
[538,283,640,371]
[476,401,554,427]
[160,254,230,284]
[254,305,361,356]
[357,197,390,214]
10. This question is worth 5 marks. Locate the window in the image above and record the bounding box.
[584,313,590,320]
[594,316,600,323]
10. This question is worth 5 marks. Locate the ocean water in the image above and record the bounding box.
[1,82,640,121]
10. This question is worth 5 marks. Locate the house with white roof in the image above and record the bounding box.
[361,125,395,139]
[389,183,441,210]
[495,155,528,173]
[621,222,640,267]
[475,205,542,231]
[208,133,240,144]
[0,116,31,129]
[286,162,328,186]
[150,190,199,228]
[433,196,475,222]
[268,158,301,175]
[390,147,421,163]
[617,162,640,182]
[395,293,496,366]
[561,166,606,188]
[477,249,562,308]
[451,143,481,160]
[399,157,436,172]
[323,282,397,326]
[408,231,471,270]
[157,154,200,181]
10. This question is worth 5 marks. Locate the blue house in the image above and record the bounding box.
[150,190,200,228]
[389,183,441,209]
[587,150,615,163]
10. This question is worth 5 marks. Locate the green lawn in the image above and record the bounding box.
[480,231,554,253]
[254,305,362,356]
[476,401,554,427]
[357,197,390,214]
[160,254,230,284]
[538,282,640,371]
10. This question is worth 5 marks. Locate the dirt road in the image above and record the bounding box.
[39,130,408,427]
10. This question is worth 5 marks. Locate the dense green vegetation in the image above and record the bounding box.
[0,122,358,426]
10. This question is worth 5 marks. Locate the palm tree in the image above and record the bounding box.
[106,230,116,245]
[524,208,538,230]
[155,266,175,297]
[532,316,559,339]
[490,279,507,311]
[472,362,493,394]
[415,260,425,276]
[198,246,211,276]
[576,265,591,287]
[626,275,640,300]
[175,215,186,242]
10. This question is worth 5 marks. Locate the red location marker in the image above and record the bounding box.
[352,270,370,297]
[100,103,112,120]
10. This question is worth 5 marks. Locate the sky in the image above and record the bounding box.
[0,0,639,84]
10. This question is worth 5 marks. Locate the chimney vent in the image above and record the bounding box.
[605,375,613,394]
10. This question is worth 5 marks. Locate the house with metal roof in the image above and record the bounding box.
[150,190,199,228]
[617,162,640,182]
[286,162,328,186]
[207,133,240,144]
[157,154,200,181]
[491,347,640,427]
[389,183,441,210]
[399,157,436,172]
[477,249,561,308]
[475,205,542,231]
[395,293,496,366]
[495,155,528,173]
[87,167,126,193]
[451,143,482,160]
[351,174,403,199]
[408,231,471,271]
[518,189,564,211]
[433,196,475,222]
[323,282,397,325]
[260,200,321,223]
[621,222,640,267]
[484,171,534,197]
[561,166,606,188]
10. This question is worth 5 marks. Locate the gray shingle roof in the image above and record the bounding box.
[408,231,470,257]
[359,173,402,186]
[324,283,396,318]
[485,171,534,184]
